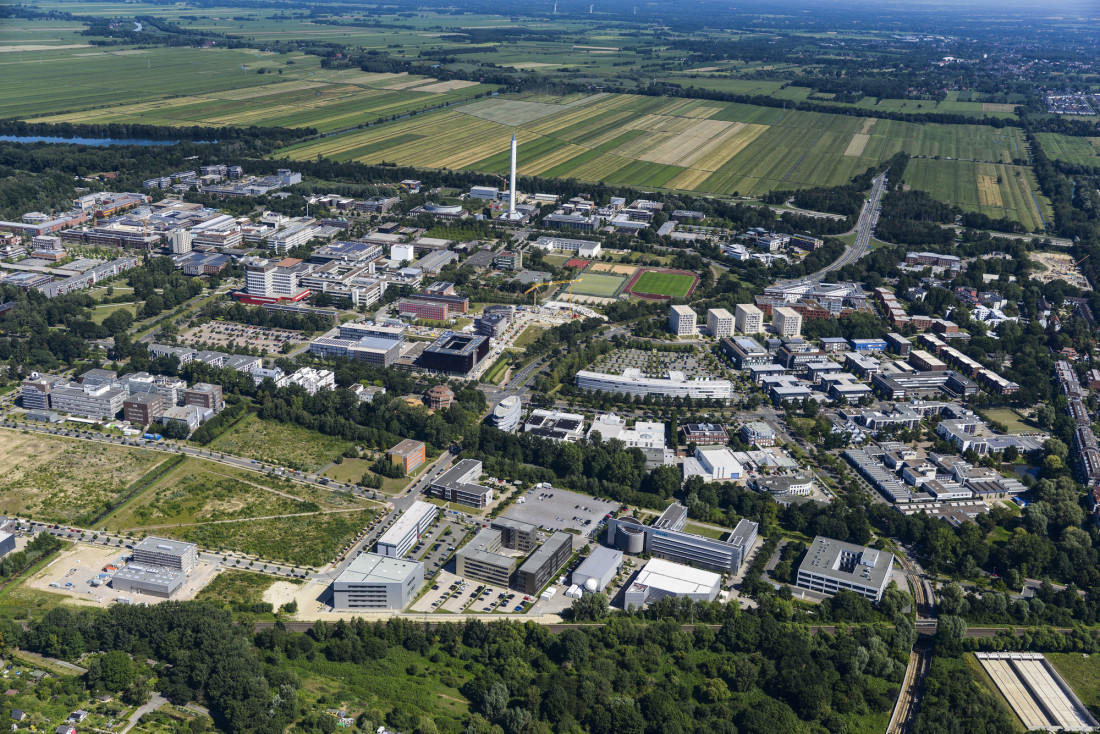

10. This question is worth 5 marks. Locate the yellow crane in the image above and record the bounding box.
[524,278,581,310]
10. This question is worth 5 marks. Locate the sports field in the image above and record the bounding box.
[572,272,626,297]
[279,91,1031,196]
[627,269,698,298]
[903,158,1052,231]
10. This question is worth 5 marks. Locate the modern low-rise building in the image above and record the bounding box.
[184,383,224,413]
[680,423,729,445]
[490,395,522,432]
[419,332,489,375]
[586,414,666,449]
[516,532,573,595]
[795,536,894,602]
[455,528,516,586]
[132,536,197,572]
[124,393,164,426]
[524,409,586,442]
[575,369,734,401]
[739,421,777,447]
[490,517,538,553]
[376,500,438,558]
[332,553,423,610]
[428,458,494,508]
[623,558,722,607]
[607,511,757,573]
[571,546,623,592]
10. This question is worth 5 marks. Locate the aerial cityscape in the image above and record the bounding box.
[0,0,1098,732]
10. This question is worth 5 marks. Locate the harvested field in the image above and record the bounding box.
[983,103,1018,113]
[843,133,870,157]
[976,174,1004,207]
[859,117,878,134]
[415,79,481,92]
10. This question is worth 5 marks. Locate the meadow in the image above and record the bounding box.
[279,91,1032,197]
[1035,133,1100,168]
[209,414,354,472]
[0,431,164,524]
[902,158,1052,231]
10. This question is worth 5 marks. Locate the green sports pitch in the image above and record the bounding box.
[572,273,626,297]
[628,271,696,298]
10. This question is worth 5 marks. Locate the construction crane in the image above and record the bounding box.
[1074,254,1089,267]
[524,279,581,310]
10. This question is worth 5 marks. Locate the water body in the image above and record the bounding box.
[0,135,213,146]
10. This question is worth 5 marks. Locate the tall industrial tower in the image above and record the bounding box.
[509,132,517,218]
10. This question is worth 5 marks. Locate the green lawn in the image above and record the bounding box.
[572,272,626,297]
[1046,653,1100,720]
[89,302,137,324]
[513,325,545,348]
[982,407,1036,434]
[629,270,696,297]
[322,457,376,484]
[209,414,354,472]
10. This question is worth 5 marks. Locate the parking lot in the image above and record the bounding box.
[406,515,466,576]
[179,322,307,353]
[410,569,535,615]
[588,347,717,380]
[502,486,618,536]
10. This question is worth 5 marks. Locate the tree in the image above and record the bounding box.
[935,615,967,654]
[88,649,135,692]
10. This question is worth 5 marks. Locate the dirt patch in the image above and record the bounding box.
[983,102,1018,113]
[976,174,1004,207]
[859,117,878,134]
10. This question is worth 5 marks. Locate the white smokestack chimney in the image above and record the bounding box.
[509,132,517,217]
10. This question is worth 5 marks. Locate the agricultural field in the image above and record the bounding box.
[7,41,492,132]
[572,271,626,297]
[279,91,1032,197]
[1035,133,1100,168]
[903,158,1052,231]
[208,414,354,472]
[102,457,370,532]
[627,269,698,298]
[0,431,165,525]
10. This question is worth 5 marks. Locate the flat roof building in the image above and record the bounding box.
[707,308,734,338]
[516,532,573,595]
[524,409,586,442]
[111,563,186,599]
[124,393,164,426]
[576,369,733,401]
[796,536,894,601]
[376,501,438,558]
[455,528,516,587]
[681,422,729,445]
[428,458,494,508]
[669,305,697,336]
[773,306,802,338]
[571,546,623,593]
[734,304,764,335]
[623,558,722,608]
[607,515,757,573]
[132,536,197,572]
[490,517,538,554]
[387,439,426,475]
[419,332,489,375]
[332,553,423,610]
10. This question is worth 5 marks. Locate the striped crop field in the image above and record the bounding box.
[1035,133,1100,168]
[277,92,1037,198]
[17,48,494,132]
[903,158,1053,232]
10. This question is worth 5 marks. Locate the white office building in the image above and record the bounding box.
[586,413,666,449]
[706,308,734,338]
[734,303,764,334]
[169,228,191,255]
[796,536,894,601]
[49,381,127,420]
[376,501,438,558]
[683,446,744,482]
[332,553,423,610]
[576,369,734,401]
[773,306,802,338]
[669,305,697,336]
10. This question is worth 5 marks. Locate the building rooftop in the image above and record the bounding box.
[132,536,195,558]
[798,536,894,589]
[388,438,424,457]
[335,552,421,585]
[630,558,721,597]
[517,532,572,575]
[376,501,436,550]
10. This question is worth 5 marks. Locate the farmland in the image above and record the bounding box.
[0,431,165,525]
[1035,133,1100,168]
[627,269,698,298]
[10,46,493,132]
[279,91,1032,197]
[902,158,1052,231]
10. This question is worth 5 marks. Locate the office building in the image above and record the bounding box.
[575,369,734,401]
[739,421,776,447]
[310,335,402,366]
[491,518,538,554]
[734,304,764,334]
[623,558,722,608]
[455,529,516,586]
[571,546,623,592]
[720,337,771,370]
[517,532,573,595]
[387,439,426,474]
[607,512,757,573]
[184,383,224,413]
[684,446,744,482]
[669,305,697,336]
[49,381,127,420]
[494,251,522,271]
[428,458,494,508]
[524,409,586,442]
[169,228,191,255]
[796,536,894,602]
[586,414,666,449]
[773,306,802,338]
[332,553,423,610]
[21,374,58,410]
[124,393,164,426]
[338,322,406,341]
[284,367,335,395]
[681,423,729,445]
[420,332,489,375]
[376,501,438,558]
[132,536,197,572]
[111,563,186,598]
[490,395,522,432]
[706,308,734,338]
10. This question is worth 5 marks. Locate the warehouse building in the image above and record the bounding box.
[455,529,516,586]
[795,536,894,602]
[376,501,438,558]
[623,558,722,608]
[571,546,623,593]
[111,563,186,598]
[331,553,423,610]
[516,532,573,595]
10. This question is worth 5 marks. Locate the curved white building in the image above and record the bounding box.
[491,395,522,432]
[575,368,733,401]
